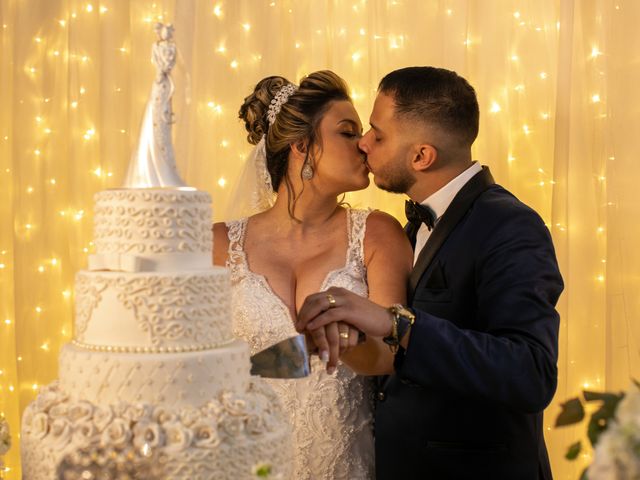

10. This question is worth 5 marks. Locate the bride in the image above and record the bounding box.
[213,70,412,479]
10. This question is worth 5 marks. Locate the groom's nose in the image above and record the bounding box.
[358,132,370,154]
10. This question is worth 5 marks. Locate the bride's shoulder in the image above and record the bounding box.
[361,210,411,260]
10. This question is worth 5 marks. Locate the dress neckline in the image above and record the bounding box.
[235,209,354,323]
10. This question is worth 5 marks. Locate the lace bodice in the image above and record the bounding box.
[226,208,375,480]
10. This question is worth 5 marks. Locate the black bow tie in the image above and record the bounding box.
[405,200,436,231]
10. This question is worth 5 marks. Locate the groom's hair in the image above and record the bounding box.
[378,67,479,147]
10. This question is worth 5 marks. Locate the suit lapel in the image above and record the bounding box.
[409,166,495,294]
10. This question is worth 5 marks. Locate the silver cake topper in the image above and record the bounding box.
[122,22,189,188]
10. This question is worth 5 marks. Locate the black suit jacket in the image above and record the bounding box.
[375,167,563,480]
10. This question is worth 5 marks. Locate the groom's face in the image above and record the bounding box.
[358,93,416,194]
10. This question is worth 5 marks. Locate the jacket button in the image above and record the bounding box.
[377,391,385,401]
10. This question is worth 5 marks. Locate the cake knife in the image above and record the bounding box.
[249,335,311,379]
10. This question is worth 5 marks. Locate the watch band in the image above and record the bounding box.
[383,304,415,353]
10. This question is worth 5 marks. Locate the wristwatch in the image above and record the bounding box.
[382,304,416,353]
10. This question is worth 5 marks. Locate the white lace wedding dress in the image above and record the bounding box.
[226,208,375,480]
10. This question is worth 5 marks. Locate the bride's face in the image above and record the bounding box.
[310,100,369,194]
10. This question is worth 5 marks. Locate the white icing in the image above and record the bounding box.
[75,268,231,349]
[58,342,251,409]
[93,189,213,264]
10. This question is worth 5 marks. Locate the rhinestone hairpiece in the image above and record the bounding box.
[266,83,298,125]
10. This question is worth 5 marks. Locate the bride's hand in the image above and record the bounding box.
[307,322,359,374]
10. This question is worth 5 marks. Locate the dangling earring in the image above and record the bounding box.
[301,162,314,180]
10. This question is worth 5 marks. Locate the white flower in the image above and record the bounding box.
[67,401,94,423]
[615,387,640,432]
[47,418,73,448]
[72,420,100,446]
[220,414,245,437]
[123,404,152,423]
[29,412,50,440]
[246,414,266,434]
[132,421,164,449]
[0,417,11,455]
[192,419,220,448]
[35,388,64,413]
[48,403,69,419]
[152,406,176,425]
[93,405,115,433]
[221,392,247,416]
[179,407,200,427]
[101,418,132,448]
[163,421,193,452]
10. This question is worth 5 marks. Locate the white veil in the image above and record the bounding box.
[225,136,276,220]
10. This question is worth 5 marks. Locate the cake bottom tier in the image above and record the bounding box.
[21,379,292,480]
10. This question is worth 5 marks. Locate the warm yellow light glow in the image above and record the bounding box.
[80,86,86,95]
[523,125,530,135]
[37,265,45,273]
[27,186,34,193]
[59,19,66,27]
[94,167,102,176]
[86,4,93,13]
[45,127,52,134]
[0,264,5,269]
[513,11,521,19]
[213,4,223,17]
[295,42,301,49]
[446,9,453,16]
[541,112,550,120]
[489,102,501,113]
[592,94,601,103]
[216,43,226,54]
[539,72,548,79]
[218,177,227,187]
[596,275,605,283]
[40,343,49,351]
[591,46,602,58]
[510,55,519,61]
[35,306,42,313]
[74,210,85,221]
[71,101,78,109]
[359,28,366,35]
[51,258,58,266]
[100,6,108,13]
[230,60,239,69]
[62,289,71,299]
[25,223,33,230]
[207,102,222,114]
[508,155,515,163]
[220,140,229,148]
[514,84,525,92]
[242,23,251,32]
[597,226,605,233]
[352,51,362,62]
[32,383,39,391]
[35,148,41,156]
[84,128,96,140]
[8,386,14,392]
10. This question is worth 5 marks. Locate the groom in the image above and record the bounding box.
[296,67,563,479]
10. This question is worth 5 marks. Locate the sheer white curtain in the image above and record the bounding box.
[1,1,638,478]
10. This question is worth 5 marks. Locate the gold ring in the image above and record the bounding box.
[339,331,350,339]
[326,294,336,308]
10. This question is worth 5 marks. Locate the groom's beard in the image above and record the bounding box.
[371,158,416,194]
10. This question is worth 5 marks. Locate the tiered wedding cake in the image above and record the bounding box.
[21,23,291,480]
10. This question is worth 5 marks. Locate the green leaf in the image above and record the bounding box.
[565,441,581,460]
[583,390,623,403]
[579,466,589,480]
[555,397,585,427]
[586,395,623,447]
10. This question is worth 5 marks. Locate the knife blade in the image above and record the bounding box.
[249,334,311,379]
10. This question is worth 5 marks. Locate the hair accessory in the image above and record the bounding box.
[267,83,298,125]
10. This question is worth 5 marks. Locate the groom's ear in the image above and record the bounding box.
[410,143,437,172]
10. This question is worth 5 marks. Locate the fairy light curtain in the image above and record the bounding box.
[1,0,638,478]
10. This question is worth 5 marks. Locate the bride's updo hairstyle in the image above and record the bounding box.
[239,70,350,217]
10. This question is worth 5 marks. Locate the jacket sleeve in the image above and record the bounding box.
[394,209,563,414]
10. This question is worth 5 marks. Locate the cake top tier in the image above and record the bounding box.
[89,189,212,272]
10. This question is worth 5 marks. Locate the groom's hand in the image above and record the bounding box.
[297,287,394,371]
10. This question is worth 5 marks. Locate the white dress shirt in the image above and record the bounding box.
[413,161,483,265]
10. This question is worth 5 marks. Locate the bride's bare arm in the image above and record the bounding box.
[340,210,413,375]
